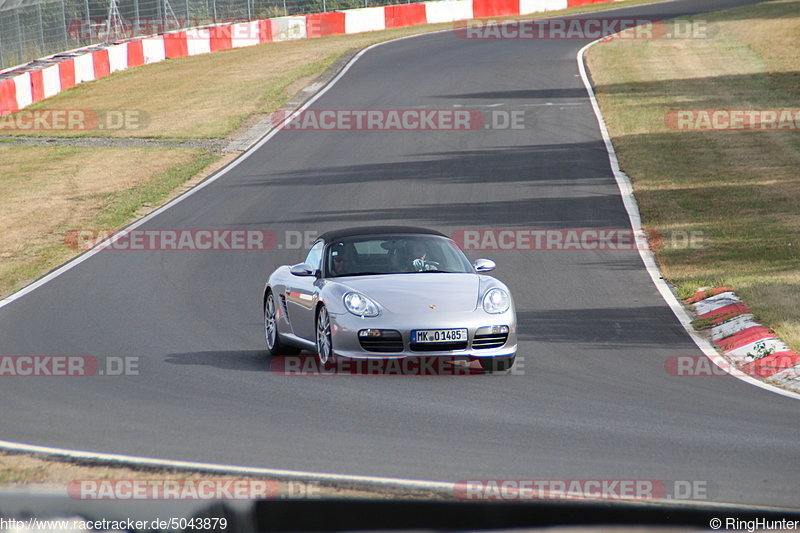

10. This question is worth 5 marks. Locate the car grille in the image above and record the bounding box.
[410,341,468,352]
[472,332,509,349]
[359,330,404,353]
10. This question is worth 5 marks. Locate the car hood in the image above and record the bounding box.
[335,273,480,314]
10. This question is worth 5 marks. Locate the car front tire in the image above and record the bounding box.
[264,291,300,357]
[316,305,335,367]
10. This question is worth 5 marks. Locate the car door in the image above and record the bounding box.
[284,240,324,342]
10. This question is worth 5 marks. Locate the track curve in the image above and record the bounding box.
[1,0,798,509]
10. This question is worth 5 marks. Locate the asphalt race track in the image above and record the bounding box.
[1,0,798,509]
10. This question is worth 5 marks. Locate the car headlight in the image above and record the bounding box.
[343,292,380,317]
[482,288,510,314]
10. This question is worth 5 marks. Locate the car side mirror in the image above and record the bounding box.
[290,263,316,276]
[473,259,496,273]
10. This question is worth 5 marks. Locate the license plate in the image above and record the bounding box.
[412,328,467,343]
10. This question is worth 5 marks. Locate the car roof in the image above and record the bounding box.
[318,226,448,242]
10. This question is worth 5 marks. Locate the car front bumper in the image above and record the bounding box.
[327,307,517,360]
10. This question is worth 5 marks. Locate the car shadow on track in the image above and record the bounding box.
[164,350,268,371]
[163,350,503,376]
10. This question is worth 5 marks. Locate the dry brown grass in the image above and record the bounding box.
[0,451,430,498]
[0,145,213,297]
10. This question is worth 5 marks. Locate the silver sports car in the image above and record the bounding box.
[262,226,517,372]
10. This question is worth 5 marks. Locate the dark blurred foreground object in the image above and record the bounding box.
[253,500,800,532]
[2,495,799,533]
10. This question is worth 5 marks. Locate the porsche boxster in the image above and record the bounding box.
[262,226,517,371]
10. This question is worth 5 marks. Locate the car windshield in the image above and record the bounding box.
[324,235,473,277]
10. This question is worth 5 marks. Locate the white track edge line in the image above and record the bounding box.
[576,40,800,402]
[0,441,793,511]
[0,439,454,491]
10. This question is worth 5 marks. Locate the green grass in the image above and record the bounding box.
[94,150,218,229]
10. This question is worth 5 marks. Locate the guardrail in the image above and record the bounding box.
[0,0,418,72]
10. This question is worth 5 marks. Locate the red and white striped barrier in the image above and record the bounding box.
[42,64,61,98]
[306,12,346,37]
[271,16,307,41]
[344,6,388,33]
[185,29,212,56]
[142,36,167,64]
[424,0,474,23]
[13,72,33,109]
[107,43,129,72]
[73,52,96,83]
[232,21,262,48]
[473,0,520,18]
[521,0,567,15]
[0,0,619,116]
[385,4,428,28]
[686,288,800,388]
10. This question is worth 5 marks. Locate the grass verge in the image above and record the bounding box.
[0,451,441,498]
[0,145,220,297]
[585,0,800,349]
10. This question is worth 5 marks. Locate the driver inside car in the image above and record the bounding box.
[330,242,355,275]
[409,241,440,272]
